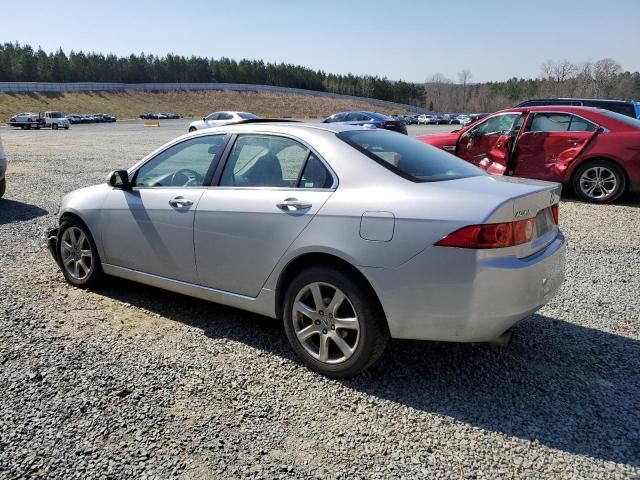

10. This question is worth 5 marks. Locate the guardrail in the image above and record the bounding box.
[0,82,430,114]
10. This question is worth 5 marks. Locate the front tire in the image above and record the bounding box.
[0,178,5,198]
[572,160,626,203]
[283,267,389,378]
[56,218,103,289]
[188,126,197,132]
[52,124,59,130]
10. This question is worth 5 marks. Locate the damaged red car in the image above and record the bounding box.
[417,106,640,203]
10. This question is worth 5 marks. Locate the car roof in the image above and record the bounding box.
[203,121,373,134]
[496,106,610,115]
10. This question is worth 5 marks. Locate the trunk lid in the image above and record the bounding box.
[418,175,562,258]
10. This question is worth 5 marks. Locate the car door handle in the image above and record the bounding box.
[277,198,312,211]
[169,196,193,208]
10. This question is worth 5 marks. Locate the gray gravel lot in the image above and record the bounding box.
[0,120,639,479]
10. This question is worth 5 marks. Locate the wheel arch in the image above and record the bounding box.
[275,252,387,326]
[568,156,630,191]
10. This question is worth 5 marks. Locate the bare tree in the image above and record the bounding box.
[424,73,453,112]
[541,59,577,95]
[458,69,472,111]
[592,58,622,97]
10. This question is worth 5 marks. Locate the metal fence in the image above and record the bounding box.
[0,82,430,114]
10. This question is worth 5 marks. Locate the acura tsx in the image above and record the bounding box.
[47,120,565,377]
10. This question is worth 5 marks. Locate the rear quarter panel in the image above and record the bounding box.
[563,132,640,186]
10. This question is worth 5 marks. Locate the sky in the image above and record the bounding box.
[2,0,639,83]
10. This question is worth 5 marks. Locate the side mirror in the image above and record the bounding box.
[107,170,132,190]
[202,117,206,121]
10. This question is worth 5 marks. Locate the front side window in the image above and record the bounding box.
[346,112,371,122]
[325,113,347,123]
[467,113,522,137]
[339,130,483,182]
[134,135,227,187]
[205,112,219,121]
[220,135,314,188]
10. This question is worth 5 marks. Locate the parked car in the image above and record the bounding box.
[188,111,259,132]
[94,113,116,123]
[457,115,473,126]
[446,114,461,125]
[322,111,407,135]
[161,112,180,119]
[417,114,437,125]
[417,106,640,203]
[46,121,565,377]
[8,112,43,129]
[66,114,83,124]
[0,135,6,198]
[516,98,638,119]
[140,113,158,120]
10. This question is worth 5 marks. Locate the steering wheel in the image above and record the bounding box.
[170,168,203,187]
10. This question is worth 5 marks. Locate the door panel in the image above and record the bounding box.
[514,131,597,181]
[457,113,523,168]
[194,189,333,296]
[101,188,206,283]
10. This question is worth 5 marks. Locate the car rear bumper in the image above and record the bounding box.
[362,232,566,342]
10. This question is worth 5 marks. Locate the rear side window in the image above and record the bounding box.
[526,113,596,132]
[338,130,483,183]
[218,113,234,121]
[237,112,258,120]
[220,135,333,188]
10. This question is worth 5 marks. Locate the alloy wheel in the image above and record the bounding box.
[292,282,360,364]
[60,226,94,282]
[579,166,617,200]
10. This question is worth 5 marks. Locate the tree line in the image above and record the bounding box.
[1,44,638,112]
[424,58,640,113]
[0,43,424,106]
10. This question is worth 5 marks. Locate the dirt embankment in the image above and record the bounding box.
[0,89,414,120]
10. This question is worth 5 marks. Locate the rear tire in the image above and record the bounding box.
[56,217,103,289]
[283,267,389,378]
[572,160,626,203]
[0,178,5,198]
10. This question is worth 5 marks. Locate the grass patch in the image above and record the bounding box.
[0,90,414,121]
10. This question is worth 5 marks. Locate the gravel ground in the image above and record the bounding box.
[0,121,639,479]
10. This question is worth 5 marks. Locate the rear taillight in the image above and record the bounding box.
[435,217,536,249]
[551,204,559,224]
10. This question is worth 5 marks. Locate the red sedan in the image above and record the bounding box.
[417,106,640,203]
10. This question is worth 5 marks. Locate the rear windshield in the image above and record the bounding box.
[338,130,483,182]
[599,110,640,129]
[238,112,258,120]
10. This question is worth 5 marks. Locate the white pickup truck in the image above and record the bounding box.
[8,111,70,130]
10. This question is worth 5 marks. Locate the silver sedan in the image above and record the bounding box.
[47,121,566,377]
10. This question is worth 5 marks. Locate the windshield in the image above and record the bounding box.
[238,112,258,119]
[338,130,483,182]
[49,112,63,118]
[599,110,640,129]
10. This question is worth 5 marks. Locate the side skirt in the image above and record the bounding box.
[101,264,277,318]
